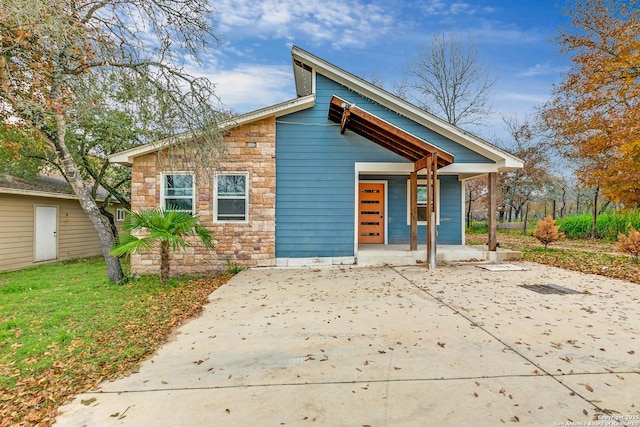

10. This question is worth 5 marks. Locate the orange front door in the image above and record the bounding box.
[358,183,385,244]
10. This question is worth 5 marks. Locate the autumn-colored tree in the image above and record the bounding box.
[534,215,565,250]
[543,0,640,207]
[0,0,224,282]
[617,228,640,263]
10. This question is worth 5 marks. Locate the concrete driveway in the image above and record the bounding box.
[55,263,640,426]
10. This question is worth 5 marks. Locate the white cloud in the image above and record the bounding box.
[517,63,567,78]
[419,1,486,16]
[209,64,295,113]
[212,0,395,49]
[500,91,550,104]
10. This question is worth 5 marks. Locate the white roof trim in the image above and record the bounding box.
[109,94,316,166]
[291,46,523,172]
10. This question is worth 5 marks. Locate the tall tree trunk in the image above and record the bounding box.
[523,202,529,236]
[466,188,473,228]
[53,111,124,282]
[591,186,599,239]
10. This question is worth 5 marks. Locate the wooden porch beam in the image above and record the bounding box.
[410,171,418,251]
[340,105,351,134]
[414,156,431,172]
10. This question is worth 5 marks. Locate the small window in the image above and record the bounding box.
[406,179,440,225]
[116,208,126,221]
[214,173,248,222]
[162,173,195,214]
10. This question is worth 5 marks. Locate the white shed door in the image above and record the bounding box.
[35,206,58,262]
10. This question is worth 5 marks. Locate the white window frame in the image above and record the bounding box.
[214,172,249,223]
[116,208,126,221]
[160,172,196,214]
[406,179,440,226]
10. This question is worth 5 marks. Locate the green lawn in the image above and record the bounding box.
[0,257,228,426]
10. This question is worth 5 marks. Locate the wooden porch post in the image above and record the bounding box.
[487,172,497,251]
[410,171,418,251]
[429,153,438,269]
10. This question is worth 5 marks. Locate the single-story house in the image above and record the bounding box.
[0,173,123,272]
[109,46,523,276]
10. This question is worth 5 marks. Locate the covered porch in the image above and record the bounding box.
[357,244,522,267]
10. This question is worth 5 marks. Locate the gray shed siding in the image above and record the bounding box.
[275,74,485,258]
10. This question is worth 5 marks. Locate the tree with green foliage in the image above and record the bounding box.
[111,209,214,284]
[0,0,225,283]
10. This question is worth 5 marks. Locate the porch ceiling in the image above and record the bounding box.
[327,95,454,168]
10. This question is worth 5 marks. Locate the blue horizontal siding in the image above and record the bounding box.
[275,74,475,258]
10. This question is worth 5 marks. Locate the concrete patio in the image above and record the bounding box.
[357,244,523,266]
[55,262,639,426]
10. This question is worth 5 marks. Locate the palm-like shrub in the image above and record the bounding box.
[111,208,214,283]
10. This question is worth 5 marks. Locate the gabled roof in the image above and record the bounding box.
[109,94,316,166]
[291,46,523,172]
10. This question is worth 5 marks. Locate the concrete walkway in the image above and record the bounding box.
[55,263,640,426]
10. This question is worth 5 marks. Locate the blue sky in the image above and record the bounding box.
[200,0,573,143]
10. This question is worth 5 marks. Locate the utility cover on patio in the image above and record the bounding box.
[519,284,582,295]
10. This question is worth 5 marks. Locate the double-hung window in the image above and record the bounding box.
[406,179,440,225]
[214,173,248,222]
[162,173,195,214]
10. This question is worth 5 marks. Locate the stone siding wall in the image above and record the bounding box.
[129,118,276,276]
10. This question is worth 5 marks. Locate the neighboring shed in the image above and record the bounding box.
[0,174,123,272]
